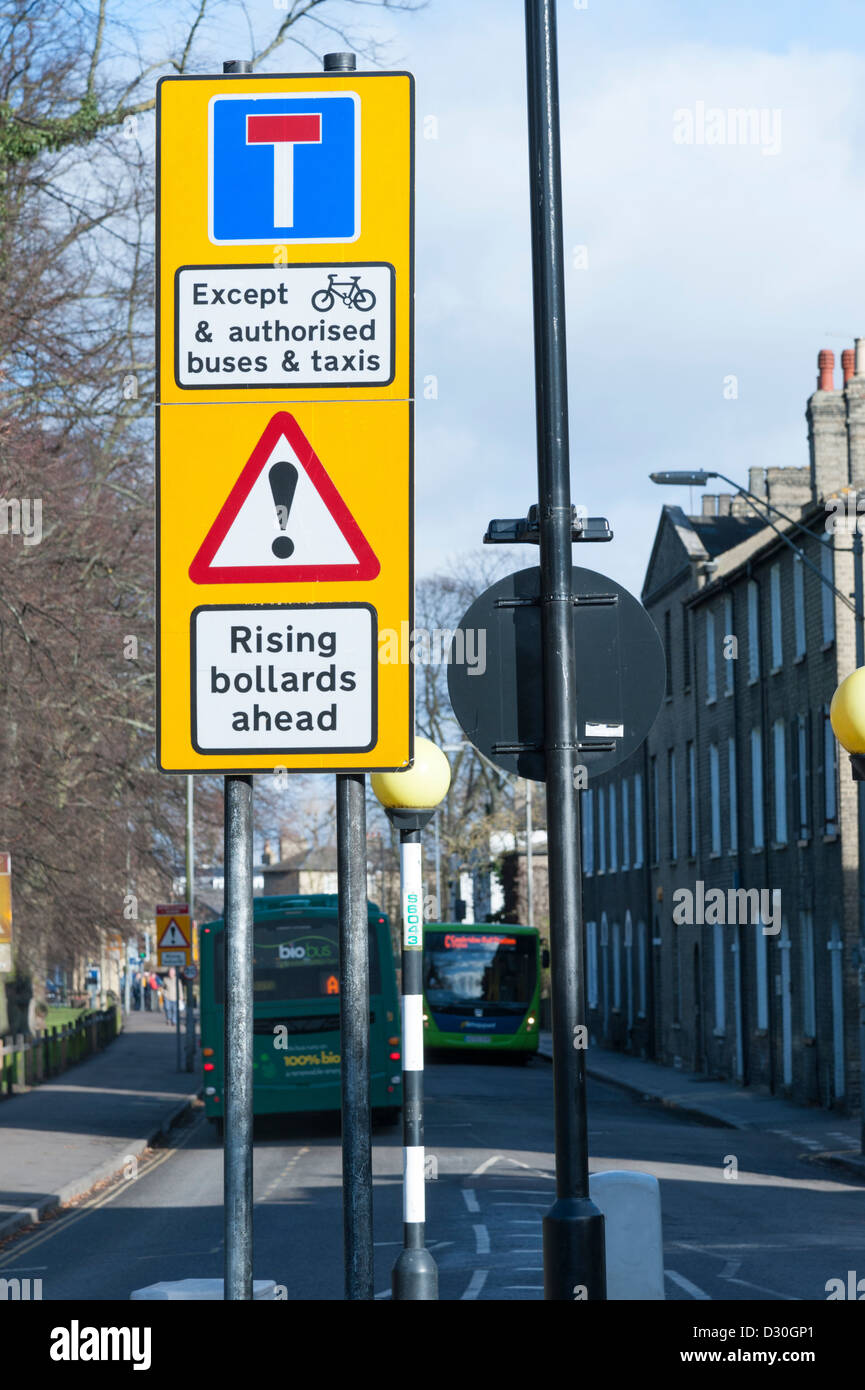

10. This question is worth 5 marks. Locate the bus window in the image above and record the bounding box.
[423,931,536,1012]
[214,917,381,1001]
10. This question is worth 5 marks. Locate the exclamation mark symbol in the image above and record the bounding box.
[269,460,298,559]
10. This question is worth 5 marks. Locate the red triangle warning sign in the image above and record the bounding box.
[189,412,380,584]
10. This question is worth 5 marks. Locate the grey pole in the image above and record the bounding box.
[524,0,606,1299]
[175,965,182,1070]
[319,45,374,1302]
[185,774,196,1073]
[852,527,865,1153]
[336,774,374,1299]
[433,816,441,921]
[224,773,254,1301]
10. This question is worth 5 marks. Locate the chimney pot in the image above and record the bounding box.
[818,349,835,392]
[842,349,856,384]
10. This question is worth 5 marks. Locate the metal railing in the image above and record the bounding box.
[0,1007,121,1097]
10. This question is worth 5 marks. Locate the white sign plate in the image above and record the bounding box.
[175,263,395,389]
[160,950,188,966]
[191,602,376,755]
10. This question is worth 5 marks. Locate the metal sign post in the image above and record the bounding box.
[224,771,254,1301]
[336,771,373,1299]
[524,0,606,1300]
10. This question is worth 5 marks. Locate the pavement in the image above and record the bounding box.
[538,1031,865,1178]
[0,1009,199,1241]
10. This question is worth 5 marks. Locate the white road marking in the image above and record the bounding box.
[720,1260,741,1279]
[473,1224,490,1255]
[665,1269,711,1300]
[491,1201,547,1207]
[374,1288,392,1300]
[462,1188,480,1214]
[472,1156,503,1177]
[461,1269,488,1300]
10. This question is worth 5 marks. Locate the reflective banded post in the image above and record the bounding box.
[392,818,437,1300]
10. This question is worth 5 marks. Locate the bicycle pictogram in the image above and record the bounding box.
[311,273,376,312]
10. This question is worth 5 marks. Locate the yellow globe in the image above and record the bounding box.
[830,668,865,753]
[370,736,452,810]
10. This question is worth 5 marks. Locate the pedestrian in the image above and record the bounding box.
[132,973,142,1010]
[143,973,152,1011]
[164,967,179,1026]
[149,972,160,1013]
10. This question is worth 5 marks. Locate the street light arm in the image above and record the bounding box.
[705,471,859,618]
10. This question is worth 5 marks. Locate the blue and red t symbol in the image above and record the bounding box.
[209,92,359,245]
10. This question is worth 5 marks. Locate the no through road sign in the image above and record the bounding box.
[156,70,413,772]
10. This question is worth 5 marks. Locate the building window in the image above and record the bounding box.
[747,579,760,681]
[801,911,816,1039]
[824,706,838,832]
[773,719,787,846]
[634,772,644,868]
[582,788,594,876]
[751,727,764,850]
[621,778,630,870]
[587,920,598,1009]
[612,922,622,1010]
[756,922,769,1030]
[728,737,738,853]
[608,785,618,872]
[705,609,716,703]
[793,558,806,660]
[682,606,691,691]
[687,741,697,857]
[713,921,725,1035]
[709,744,721,855]
[637,920,648,1017]
[821,537,835,644]
[664,609,673,696]
[673,920,681,1023]
[723,593,734,695]
[651,757,659,864]
[795,714,809,839]
[668,748,678,861]
[769,563,782,669]
[598,788,606,873]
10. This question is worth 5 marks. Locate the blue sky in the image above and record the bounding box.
[162,0,865,598]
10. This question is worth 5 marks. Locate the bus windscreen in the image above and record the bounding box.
[214,917,381,1001]
[423,931,535,1012]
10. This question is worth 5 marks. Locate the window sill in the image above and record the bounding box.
[751,846,765,854]
[770,666,783,677]
[706,697,717,708]
[671,1021,682,1031]
[724,687,734,699]
[771,842,787,851]
[748,676,760,686]
[712,1028,726,1039]
[709,850,722,859]
[821,639,835,653]
[823,832,839,844]
[796,836,811,848]
[794,653,806,665]
[753,1029,768,1039]
[728,848,739,857]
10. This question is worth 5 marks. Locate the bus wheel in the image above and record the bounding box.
[374,1107,401,1126]
[208,1116,224,1138]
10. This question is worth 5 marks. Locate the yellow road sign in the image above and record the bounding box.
[156,904,192,969]
[0,853,10,974]
[156,71,414,773]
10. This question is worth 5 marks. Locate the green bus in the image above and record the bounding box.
[422,923,546,1057]
[200,894,402,1132]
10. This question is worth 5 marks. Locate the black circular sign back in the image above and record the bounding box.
[447,565,666,782]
